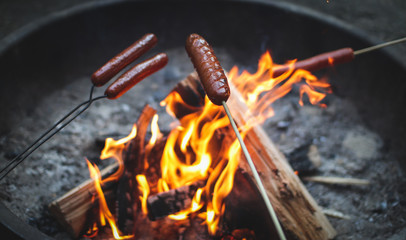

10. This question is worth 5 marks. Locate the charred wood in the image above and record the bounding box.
[120,104,157,234]
[124,104,157,173]
[221,229,256,240]
[115,173,133,234]
[223,170,275,240]
[132,213,210,240]
[147,180,205,221]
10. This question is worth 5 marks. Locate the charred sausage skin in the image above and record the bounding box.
[105,53,168,99]
[91,33,158,87]
[273,48,354,77]
[185,34,230,106]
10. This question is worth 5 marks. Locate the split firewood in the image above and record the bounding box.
[48,163,118,238]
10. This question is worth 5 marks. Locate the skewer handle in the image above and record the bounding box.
[354,36,406,56]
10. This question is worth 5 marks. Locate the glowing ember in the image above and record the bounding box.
[168,187,204,220]
[85,50,331,238]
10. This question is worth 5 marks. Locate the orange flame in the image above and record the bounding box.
[168,187,205,220]
[149,114,162,145]
[83,222,98,238]
[84,123,139,239]
[100,124,137,183]
[136,174,150,215]
[160,95,229,189]
[143,114,162,170]
[206,137,242,234]
[230,51,331,129]
[86,50,331,237]
[86,160,133,239]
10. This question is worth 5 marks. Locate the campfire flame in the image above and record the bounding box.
[85,51,331,238]
[229,51,331,129]
[86,160,134,239]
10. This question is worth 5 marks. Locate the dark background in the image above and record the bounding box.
[1,0,406,63]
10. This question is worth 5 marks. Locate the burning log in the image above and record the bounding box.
[51,71,335,239]
[147,180,205,221]
[176,72,336,240]
[48,105,161,238]
[124,104,157,173]
[115,172,132,233]
[231,84,337,239]
[118,104,157,234]
[229,84,336,239]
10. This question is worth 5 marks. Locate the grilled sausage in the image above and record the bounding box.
[91,33,158,87]
[185,34,230,106]
[273,48,354,77]
[105,53,168,99]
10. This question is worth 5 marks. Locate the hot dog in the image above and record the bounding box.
[272,48,354,77]
[91,33,158,87]
[185,34,230,106]
[105,53,168,99]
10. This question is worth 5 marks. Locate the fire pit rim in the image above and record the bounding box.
[0,0,405,71]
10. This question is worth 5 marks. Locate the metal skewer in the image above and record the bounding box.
[222,100,287,240]
[354,36,406,55]
[0,34,167,181]
[0,86,107,181]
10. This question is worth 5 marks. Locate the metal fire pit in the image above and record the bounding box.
[1,0,406,239]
